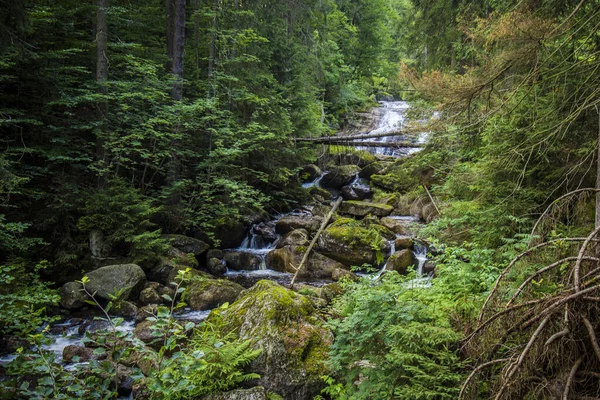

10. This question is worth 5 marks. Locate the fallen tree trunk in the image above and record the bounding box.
[289,197,343,289]
[295,130,412,142]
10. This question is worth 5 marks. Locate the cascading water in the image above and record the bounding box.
[302,172,325,189]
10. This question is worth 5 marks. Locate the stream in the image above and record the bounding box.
[0,100,433,394]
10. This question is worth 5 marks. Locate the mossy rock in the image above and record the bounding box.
[166,265,213,288]
[339,200,393,218]
[161,234,209,256]
[317,219,390,267]
[307,185,333,201]
[275,214,322,235]
[386,249,416,274]
[185,278,244,310]
[224,251,263,271]
[276,229,310,249]
[332,151,377,167]
[84,264,146,302]
[266,245,346,279]
[394,236,414,249]
[300,164,322,182]
[359,161,393,179]
[201,386,269,400]
[320,165,360,190]
[215,280,332,400]
[370,161,419,192]
[378,217,412,235]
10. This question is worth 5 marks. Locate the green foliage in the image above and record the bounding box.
[0,260,59,336]
[145,306,261,399]
[327,273,464,399]
[77,179,166,261]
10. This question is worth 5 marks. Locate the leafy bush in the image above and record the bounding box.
[327,273,464,399]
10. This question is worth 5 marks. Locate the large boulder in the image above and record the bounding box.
[185,278,244,311]
[317,219,390,267]
[275,214,322,235]
[394,236,414,249]
[201,387,267,400]
[276,229,309,248]
[320,165,360,190]
[224,251,263,271]
[207,257,227,276]
[341,178,372,201]
[359,161,393,179]
[161,234,210,256]
[300,164,322,182]
[339,201,393,218]
[266,245,346,279]
[386,249,416,274]
[213,220,247,249]
[378,217,411,235]
[307,186,333,200]
[84,264,146,302]
[59,281,87,310]
[216,281,332,400]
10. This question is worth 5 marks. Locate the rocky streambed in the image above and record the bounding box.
[0,101,438,399]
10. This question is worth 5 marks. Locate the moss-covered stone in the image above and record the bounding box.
[378,217,411,235]
[339,200,393,218]
[317,219,390,267]
[320,165,360,189]
[394,236,414,249]
[215,280,332,400]
[276,229,310,248]
[307,186,333,201]
[266,245,345,279]
[161,234,209,256]
[84,264,146,302]
[275,214,322,235]
[185,278,244,310]
[386,249,416,274]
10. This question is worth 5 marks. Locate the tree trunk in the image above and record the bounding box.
[207,0,216,97]
[596,106,600,229]
[95,0,108,187]
[166,0,175,71]
[171,0,185,100]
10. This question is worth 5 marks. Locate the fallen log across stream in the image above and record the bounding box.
[312,141,423,149]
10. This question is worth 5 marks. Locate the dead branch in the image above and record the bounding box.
[507,256,600,307]
[529,189,600,245]
[583,317,600,363]
[479,237,591,325]
[458,358,510,399]
[495,316,551,400]
[289,197,342,289]
[564,358,584,400]
[545,329,570,347]
[574,226,600,291]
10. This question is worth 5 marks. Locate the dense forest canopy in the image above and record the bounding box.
[2,0,600,399]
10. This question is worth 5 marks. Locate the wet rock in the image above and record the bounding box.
[59,281,87,310]
[386,249,416,274]
[266,246,345,279]
[350,178,372,200]
[84,264,146,302]
[63,345,95,363]
[136,304,158,323]
[146,257,175,285]
[253,221,278,243]
[320,165,361,189]
[311,204,332,218]
[133,320,157,344]
[378,217,410,235]
[317,219,390,267]
[201,386,268,400]
[166,265,212,287]
[300,164,322,182]
[275,214,322,235]
[341,185,360,200]
[117,364,134,394]
[166,247,200,269]
[331,268,358,282]
[186,278,244,311]
[217,280,332,400]
[213,220,247,249]
[394,236,414,249]
[162,234,210,256]
[224,251,263,271]
[207,257,227,276]
[359,161,392,179]
[276,229,310,248]
[307,186,333,200]
[157,286,175,303]
[139,287,161,305]
[144,281,161,291]
[339,201,393,218]
[114,301,137,319]
[206,248,224,261]
[423,260,436,275]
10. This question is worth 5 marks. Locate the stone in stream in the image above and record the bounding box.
[161,234,210,256]
[213,219,247,250]
[275,214,322,235]
[320,165,361,189]
[316,218,390,267]
[223,251,263,271]
[378,217,411,235]
[214,280,332,400]
[307,185,333,200]
[300,164,322,182]
[266,245,346,279]
[276,228,310,248]
[207,257,227,276]
[331,267,359,282]
[63,345,98,363]
[252,221,278,243]
[139,287,161,305]
[385,249,416,274]
[59,281,88,310]
[185,278,244,311]
[359,161,393,179]
[339,200,393,218]
[201,386,268,400]
[84,264,146,302]
[394,236,414,249]
[423,260,436,275]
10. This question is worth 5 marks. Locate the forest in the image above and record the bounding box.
[1,0,600,399]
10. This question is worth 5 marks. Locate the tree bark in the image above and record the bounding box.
[95,0,108,188]
[166,0,175,71]
[171,0,185,100]
[596,106,600,228]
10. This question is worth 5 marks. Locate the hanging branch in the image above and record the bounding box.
[289,197,342,289]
